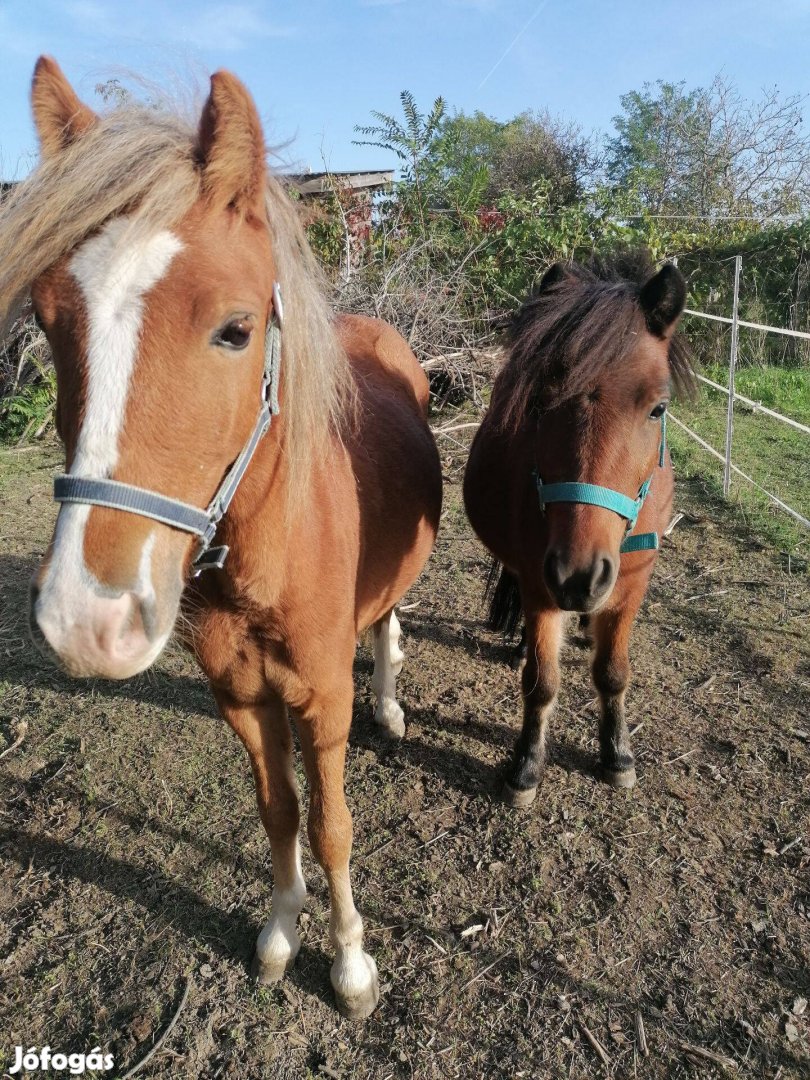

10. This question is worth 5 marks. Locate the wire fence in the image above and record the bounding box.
[674,253,810,532]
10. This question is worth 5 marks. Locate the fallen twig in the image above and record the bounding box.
[778,836,802,856]
[0,720,28,761]
[663,512,684,537]
[663,748,698,767]
[677,1040,737,1071]
[120,977,191,1079]
[579,1021,611,1066]
[635,1011,648,1057]
[462,954,506,991]
[431,422,481,437]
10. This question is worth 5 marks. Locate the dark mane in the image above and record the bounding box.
[495,254,695,434]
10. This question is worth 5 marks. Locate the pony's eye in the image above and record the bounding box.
[650,402,668,420]
[214,319,252,350]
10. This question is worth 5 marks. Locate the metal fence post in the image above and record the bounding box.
[723,255,742,496]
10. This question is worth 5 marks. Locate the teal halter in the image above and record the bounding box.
[535,413,667,554]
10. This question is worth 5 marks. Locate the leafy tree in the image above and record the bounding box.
[424,109,597,209]
[607,77,810,222]
[353,91,446,235]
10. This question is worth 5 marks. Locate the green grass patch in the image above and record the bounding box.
[669,364,810,562]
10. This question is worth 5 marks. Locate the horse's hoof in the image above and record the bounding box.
[332,951,380,1020]
[502,781,537,808]
[603,765,636,790]
[335,979,380,1020]
[251,951,296,985]
[375,700,405,739]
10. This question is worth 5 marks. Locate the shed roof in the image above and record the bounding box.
[284,170,394,196]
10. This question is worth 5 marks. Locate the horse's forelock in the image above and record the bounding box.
[497,267,694,432]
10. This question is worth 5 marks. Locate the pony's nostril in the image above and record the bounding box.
[543,550,563,591]
[591,556,614,596]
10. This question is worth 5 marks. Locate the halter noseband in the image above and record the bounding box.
[535,412,667,554]
[53,283,285,577]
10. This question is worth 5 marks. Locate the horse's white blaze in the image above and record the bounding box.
[37,220,182,649]
[69,217,183,478]
[372,608,405,737]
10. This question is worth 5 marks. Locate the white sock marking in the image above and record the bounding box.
[255,838,307,973]
[372,609,405,737]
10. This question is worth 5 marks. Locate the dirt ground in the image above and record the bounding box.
[1,436,808,1080]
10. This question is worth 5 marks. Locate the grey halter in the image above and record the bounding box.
[53,283,284,576]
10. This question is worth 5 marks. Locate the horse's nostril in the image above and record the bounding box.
[543,550,563,591]
[591,556,614,596]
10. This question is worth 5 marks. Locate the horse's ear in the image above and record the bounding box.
[538,262,570,293]
[639,263,686,338]
[31,56,97,159]
[198,71,267,214]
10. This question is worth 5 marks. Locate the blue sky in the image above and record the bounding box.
[1,0,809,179]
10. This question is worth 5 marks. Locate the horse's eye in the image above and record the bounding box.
[650,402,668,420]
[214,319,252,350]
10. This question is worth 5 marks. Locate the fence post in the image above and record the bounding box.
[723,255,742,496]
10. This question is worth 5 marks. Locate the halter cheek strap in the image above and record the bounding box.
[54,282,284,576]
[535,412,667,554]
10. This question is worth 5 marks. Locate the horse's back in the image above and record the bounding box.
[336,313,430,415]
[335,313,441,625]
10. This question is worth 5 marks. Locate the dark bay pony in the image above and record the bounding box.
[464,259,693,805]
[3,58,442,1018]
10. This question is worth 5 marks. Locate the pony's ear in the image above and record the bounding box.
[31,56,97,159]
[198,71,267,214]
[639,263,686,338]
[538,262,571,293]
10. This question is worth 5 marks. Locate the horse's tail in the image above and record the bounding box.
[485,561,522,638]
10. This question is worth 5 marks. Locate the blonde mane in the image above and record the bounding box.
[0,102,354,496]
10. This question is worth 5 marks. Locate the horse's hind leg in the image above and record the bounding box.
[298,684,380,1019]
[215,690,307,982]
[591,605,638,789]
[371,608,405,738]
[503,607,563,807]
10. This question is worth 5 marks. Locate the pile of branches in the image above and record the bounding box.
[333,238,495,411]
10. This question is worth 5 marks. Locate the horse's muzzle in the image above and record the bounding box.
[543,549,617,612]
[29,577,165,679]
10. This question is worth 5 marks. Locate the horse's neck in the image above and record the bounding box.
[216,419,293,598]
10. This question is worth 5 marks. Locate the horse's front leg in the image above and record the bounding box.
[214,688,307,982]
[591,603,640,789]
[296,681,379,1019]
[503,606,563,807]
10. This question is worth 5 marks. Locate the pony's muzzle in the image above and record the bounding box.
[543,549,616,612]
[30,578,163,679]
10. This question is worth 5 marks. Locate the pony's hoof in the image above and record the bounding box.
[332,951,380,1020]
[375,699,405,739]
[502,781,537,808]
[251,951,296,985]
[604,765,636,790]
[335,979,380,1021]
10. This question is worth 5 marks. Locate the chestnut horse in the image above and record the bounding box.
[3,58,442,1018]
[464,260,693,805]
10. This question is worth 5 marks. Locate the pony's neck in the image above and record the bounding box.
[216,415,292,594]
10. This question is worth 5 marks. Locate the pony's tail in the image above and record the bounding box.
[485,562,522,638]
